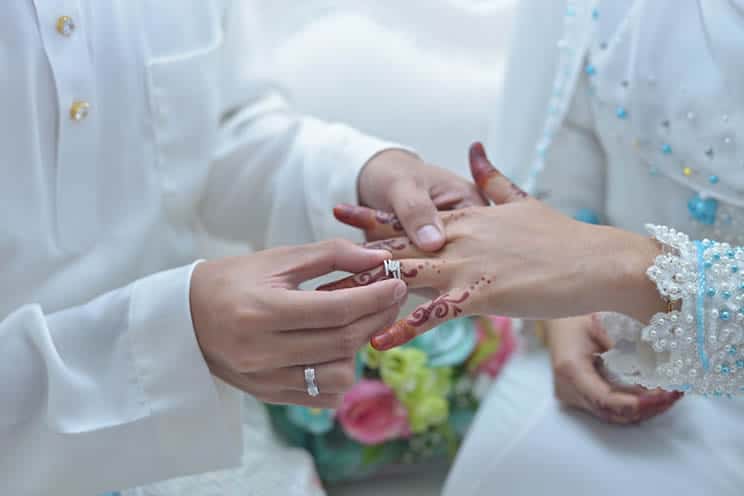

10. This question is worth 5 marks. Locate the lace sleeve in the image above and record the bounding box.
[601,224,744,397]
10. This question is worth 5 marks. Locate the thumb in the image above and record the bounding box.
[469,142,529,205]
[589,313,615,353]
[370,288,473,350]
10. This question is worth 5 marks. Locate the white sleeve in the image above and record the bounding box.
[0,264,242,495]
[602,225,744,397]
[199,0,410,249]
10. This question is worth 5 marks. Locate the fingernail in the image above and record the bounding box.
[416,225,443,246]
[371,332,394,350]
[393,281,407,302]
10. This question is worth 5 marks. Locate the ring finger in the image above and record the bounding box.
[316,258,454,292]
[245,359,357,395]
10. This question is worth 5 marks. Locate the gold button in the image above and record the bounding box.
[70,101,90,121]
[56,16,75,37]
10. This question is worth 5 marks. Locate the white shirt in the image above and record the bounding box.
[0,1,395,494]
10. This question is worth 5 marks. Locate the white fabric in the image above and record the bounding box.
[447,0,744,493]
[122,397,326,496]
[1,1,400,494]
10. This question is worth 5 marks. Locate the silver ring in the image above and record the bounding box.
[384,259,402,280]
[304,367,319,397]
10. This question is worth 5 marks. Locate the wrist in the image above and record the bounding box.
[594,227,667,322]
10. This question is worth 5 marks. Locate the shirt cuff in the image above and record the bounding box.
[300,118,415,242]
[128,262,242,478]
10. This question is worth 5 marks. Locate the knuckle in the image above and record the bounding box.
[334,362,357,391]
[328,302,354,326]
[337,331,361,356]
[553,360,578,383]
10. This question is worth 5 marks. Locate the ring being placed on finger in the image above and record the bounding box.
[304,366,319,397]
[384,259,402,280]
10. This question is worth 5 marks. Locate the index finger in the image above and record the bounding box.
[334,204,405,240]
[282,279,407,329]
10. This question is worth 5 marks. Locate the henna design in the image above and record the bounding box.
[469,142,529,200]
[375,211,404,232]
[354,266,386,286]
[407,291,471,327]
[317,264,418,291]
[334,204,405,233]
[364,238,410,252]
[372,291,472,350]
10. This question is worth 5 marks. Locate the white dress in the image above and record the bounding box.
[445,0,744,493]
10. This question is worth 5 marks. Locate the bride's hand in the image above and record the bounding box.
[548,315,682,424]
[320,143,666,350]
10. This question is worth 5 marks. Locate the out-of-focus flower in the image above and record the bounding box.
[337,380,411,445]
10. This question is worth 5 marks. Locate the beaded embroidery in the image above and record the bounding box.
[615,225,744,396]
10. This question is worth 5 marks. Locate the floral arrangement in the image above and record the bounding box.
[268,316,518,482]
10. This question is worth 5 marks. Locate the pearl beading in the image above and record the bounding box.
[639,224,744,396]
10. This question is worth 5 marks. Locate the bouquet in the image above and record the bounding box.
[268,315,518,482]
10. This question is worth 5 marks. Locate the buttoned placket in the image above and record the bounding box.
[32,0,99,251]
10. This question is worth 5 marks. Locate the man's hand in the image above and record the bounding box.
[190,240,407,409]
[353,149,487,251]
[548,315,682,424]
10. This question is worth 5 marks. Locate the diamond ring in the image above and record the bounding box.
[384,259,402,280]
[304,367,319,397]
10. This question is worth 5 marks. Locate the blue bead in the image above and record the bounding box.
[739,307,744,314]
[728,250,736,259]
[616,107,628,119]
[707,287,717,297]
[724,290,732,299]
[585,64,597,76]
[733,266,739,274]
[573,209,601,225]
[737,360,744,368]
[592,8,599,19]
[730,346,738,356]
[721,310,731,321]
[710,175,720,185]
[662,144,672,154]
[714,253,721,261]
[704,261,713,269]
[688,194,719,226]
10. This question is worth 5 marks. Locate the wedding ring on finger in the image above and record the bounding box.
[384,259,402,280]
[304,366,320,397]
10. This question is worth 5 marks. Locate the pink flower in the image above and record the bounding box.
[475,316,518,378]
[337,380,411,445]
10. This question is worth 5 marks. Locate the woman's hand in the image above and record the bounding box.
[548,315,682,424]
[190,240,407,408]
[322,143,666,350]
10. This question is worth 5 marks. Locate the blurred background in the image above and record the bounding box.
[251,1,517,494]
[255,0,516,177]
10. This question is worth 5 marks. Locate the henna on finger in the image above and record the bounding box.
[316,262,420,291]
[469,142,529,202]
[371,289,472,350]
[334,203,404,239]
[363,237,413,252]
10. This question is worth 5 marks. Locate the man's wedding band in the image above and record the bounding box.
[384,259,402,280]
[304,367,320,397]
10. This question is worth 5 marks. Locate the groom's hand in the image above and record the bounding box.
[190,240,407,408]
[354,149,487,251]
